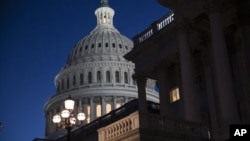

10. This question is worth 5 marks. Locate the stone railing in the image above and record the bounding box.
[98,111,140,141]
[141,112,202,137]
[133,11,174,46]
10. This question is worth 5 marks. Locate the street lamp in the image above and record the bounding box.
[52,95,86,141]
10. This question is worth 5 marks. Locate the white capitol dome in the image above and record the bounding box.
[44,0,158,139]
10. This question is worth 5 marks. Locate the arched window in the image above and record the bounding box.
[106,71,111,83]
[96,104,101,118]
[67,78,70,89]
[88,72,92,84]
[80,73,84,85]
[97,71,101,83]
[106,103,112,114]
[57,82,60,92]
[115,71,120,83]
[124,72,128,84]
[116,103,121,108]
[73,75,76,86]
[61,79,64,90]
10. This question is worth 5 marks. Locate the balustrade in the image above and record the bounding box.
[134,11,174,45]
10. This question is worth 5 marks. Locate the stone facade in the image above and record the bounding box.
[125,0,250,140]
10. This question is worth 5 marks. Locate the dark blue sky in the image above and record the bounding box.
[0,0,168,140]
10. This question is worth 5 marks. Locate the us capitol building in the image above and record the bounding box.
[34,0,250,141]
[43,0,158,140]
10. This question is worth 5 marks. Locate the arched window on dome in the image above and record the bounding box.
[80,73,84,85]
[97,71,101,83]
[115,71,120,83]
[124,72,128,84]
[57,82,60,92]
[73,75,76,86]
[67,78,70,89]
[88,72,92,84]
[61,79,64,90]
[106,71,111,83]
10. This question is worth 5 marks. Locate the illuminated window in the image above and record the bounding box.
[170,87,180,103]
[116,103,121,108]
[86,105,90,123]
[97,71,101,83]
[106,103,112,114]
[96,104,101,118]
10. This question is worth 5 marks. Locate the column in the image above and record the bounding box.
[177,23,200,121]
[83,103,88,124]
[101,97,106,116]
[157,66,170,117]
[236,1,250,123]
[113,96,117,110]
[125,96,128,103]
[45,111,52,136]
[208,1,239,126]
[237,0,250,74]
[78,99,82,111]
[90,97,95,121]
[137,77,147,113]
[92,68,96,83]
[121,69,124,84]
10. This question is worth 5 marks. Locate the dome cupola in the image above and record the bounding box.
[65,0,133,67]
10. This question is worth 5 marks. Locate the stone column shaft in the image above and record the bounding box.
[178,26,200,121]
[113,96,117,109]
[157,67,170,116]
[90,97,95,121]
[209,7,239,125]
[101,97,106,115]
[137,77,147,113]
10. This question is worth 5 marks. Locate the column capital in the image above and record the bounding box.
[135,76,147,85]
[174,18,193,33]
[205,0,223,14]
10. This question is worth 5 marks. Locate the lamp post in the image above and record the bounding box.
[52,95,86,141]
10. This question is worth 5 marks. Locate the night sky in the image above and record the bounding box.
[0,0,169,140]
